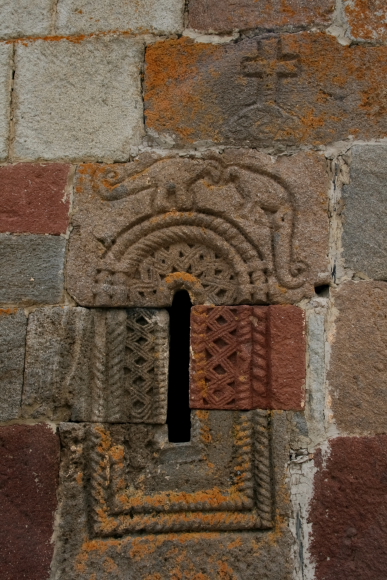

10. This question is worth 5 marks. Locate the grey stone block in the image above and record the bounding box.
[14,37,144,161]
[0,309,27,421]
[51,412,293,579]
[22,307,169,422]
[342,144,387,280]
[0,43,12,161]
[56,0,184,35]
[0,0,53,40]
[0,234,65,305]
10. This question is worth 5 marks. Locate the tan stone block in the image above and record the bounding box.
[65,151,329,307]
[145,34,387,149]
[329,281,387,435]
[344,0,387,42]
[188,0,334,33]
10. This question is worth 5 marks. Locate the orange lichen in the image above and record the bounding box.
[0,308,17,315]
[344,0,387,41]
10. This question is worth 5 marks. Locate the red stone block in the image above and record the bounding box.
[189,305,305,410]
[0,424,60,580]
[188,0,334,33]
[310,436,387,580]
[0,163,71,234]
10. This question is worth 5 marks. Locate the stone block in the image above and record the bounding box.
[0,163,71,234]
[0,424,60,580]
[0,234,65,305]
[14,37,144,161]
[0,43,12,161]
[310,436,387,580]
[342,145,387,280]
[188,0,334,33]
[0,0,53,39]
[343,0,387,42]
[145,34,387,149]
[51,412,293,579]
[22,306,169,422]
[0,309,26,421]
[328,281,387,435]
[56,0,184,35]
[190,305,306,410]
[65,151,329,307]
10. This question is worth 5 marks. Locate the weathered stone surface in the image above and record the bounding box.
[0,163,71,234]
[66,151,329,307]
[0,309,26,421]
[310,436,387,580]
[0,234,65,305]
[328,281,387,435]
[52,412,293,579]
[0,424,60,580]
[14,37,144,161]
[22,306,169,422]
[188,0,334,33]
[0,43,12,161]
[342,145,387,280]
[145,34,387,149]
[343,0,387,42]
[0,0,53,39]
[57,0,184,35]
[190,305,306,410]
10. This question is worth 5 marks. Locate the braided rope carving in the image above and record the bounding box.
[253,410,273,528]
[107,310,127,422]
[88,424,111,536]
[91,310,107,422]
[251,307,269,408]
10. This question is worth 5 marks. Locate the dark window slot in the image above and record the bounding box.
[167,290,192,443]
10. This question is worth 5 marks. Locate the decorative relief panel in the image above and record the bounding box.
[190,305,306,411]
[22,307,169,424]
[82,410,272,536]
[66,150,329,307]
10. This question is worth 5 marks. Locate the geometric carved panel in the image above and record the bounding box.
[87,410,272,535]
[190,305,306,411]
[65,151,329,307]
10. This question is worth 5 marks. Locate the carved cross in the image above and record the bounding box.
[241,38,300,105]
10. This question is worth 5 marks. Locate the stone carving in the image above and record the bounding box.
[190,305,306,411]
[22,306,169,423]
[86,410,272,535]
[66,150,330,307]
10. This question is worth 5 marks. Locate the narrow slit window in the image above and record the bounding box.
[167,290,192,443]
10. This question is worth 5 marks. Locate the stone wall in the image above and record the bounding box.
[0,2,386,579]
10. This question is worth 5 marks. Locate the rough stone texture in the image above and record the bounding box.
[0,424,60,580]
[14,37,144,162]
[310,436,387,580]
[328,281,387,435]
[0,43,12,161]
[145,34,387,149]
[52,411,293,579]
[0,163,71,234]
[342,145,387,280]
[0,234,65,305]
[56,0,184,35]
[188,0,334,33]
[190,305,306,410]
[66,151,329,307]
[0,309,26,421]
[22,306,169,423]
[0,0,53,39]
[343,0,387,42]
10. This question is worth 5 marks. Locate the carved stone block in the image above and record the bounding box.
[190,305,306,410]
[66,150,329,307]
[22,306,169,423]
[52,412,293,580]
[145,35,387,148]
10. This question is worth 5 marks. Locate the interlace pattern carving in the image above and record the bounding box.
[89,308,168,423]
[190,306,268,410]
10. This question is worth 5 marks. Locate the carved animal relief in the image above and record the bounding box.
[66,150,329,307]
